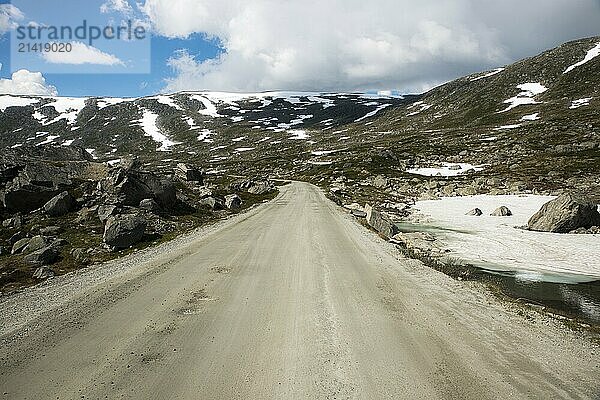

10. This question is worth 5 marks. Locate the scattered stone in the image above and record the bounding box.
[364,204,399,238]
[175,163,204,183]
[71,248,89,264]
[527,193,600,233]
[24,246,59,265]
[32,266,54,279]
[466,208,483,216]
[372,175,388,189]
[11,237,31,254]
[199,196,224,210]
[2,215,23,229]
[8,231,26,245]
[23,235,52,254]
[247,181,274,195]
[491,206,512,216]
[225,194,242,210]
[139,198,160,213]
[43,191,75,217]
[98,204,118,222]
[40,226,61,235]
[103,214,146,250]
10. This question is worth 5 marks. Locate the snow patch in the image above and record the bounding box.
[570,98,592,109]
[470,67,505,82]
[355,104,390,122]
[0,95,38,111]
[521,113,540,121]
[135,109,179,151]
[564,42,600,74]
[501,83,548,112]
[414,195,600,282]
[407,163,485,177]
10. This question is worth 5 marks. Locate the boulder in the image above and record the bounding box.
[466,208,483,216]
[32,266,55,279]
[43,191,75,217]
[23,235,52,254]
[71,248,89,264]
[175,163,204,183]
[491,206,512,216]
[352,209,367,218]
[364,204,399,238]
[97,204,118,222]
[8,231,26,245]
[199,196,224,210]
[1,163,72,212]
[247,181,274,195]
[11,237,31,254]
[99,168,176,209]
[103,214,146,249]
[24,246,59,265]
[527,194,600,233]
[225,194,242,210]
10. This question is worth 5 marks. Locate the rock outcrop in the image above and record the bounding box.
[43,191,75,217]
[364,204,399,238]
[528,194,600,233]
[103,214,146,250]
[225,194,242,210]
[491,206,512,216]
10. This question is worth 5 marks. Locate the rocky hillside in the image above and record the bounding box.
[1,36,599,292]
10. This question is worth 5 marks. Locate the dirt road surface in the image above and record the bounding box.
[1,182,598,399]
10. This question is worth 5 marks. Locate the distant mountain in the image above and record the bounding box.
[0,36,598,194]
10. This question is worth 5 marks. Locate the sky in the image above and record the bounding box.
[0,0,599,98]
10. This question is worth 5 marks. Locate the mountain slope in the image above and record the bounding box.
[0,36,598,196]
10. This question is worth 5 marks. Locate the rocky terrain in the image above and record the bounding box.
[0,144,278,293]
[1,36,599,304]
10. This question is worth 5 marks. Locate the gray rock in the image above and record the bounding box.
[24,246,59,265]
[103,214,146,249]
[99,168,176,209]
[199,196,224,210]
[466,208,483,216]
[364,204,399,238]
[352,209,367,218]
[40,226,61,235]
[1,163,71,212]
[491,206,512,216]
[225,194,242,210]
[372,175,388,189]
[247,181,274,195]
[139,198,160,213]
[23,235,52,254]
[175,163,204,183]
[71,247,89,264]
[43,191,75,217]
[527,194,600,233]
[2,215,23,228]
[9,231,26,245]
[11,237,31,254]
[32,266,54,279]
[97,204,118,222]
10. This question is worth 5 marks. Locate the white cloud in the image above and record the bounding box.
[100,0,134,14]
[0,4,24,33]
[138,0,600,93]
[41,42,125,66]
[0,69,58,96]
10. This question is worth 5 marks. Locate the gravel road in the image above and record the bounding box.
[1,182,598,399]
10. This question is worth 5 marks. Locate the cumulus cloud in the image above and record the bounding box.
[42,42,125,66]
[0,69,58,96]
[100,0,134,14]
[140,0,600,93]
[0,4,24,34]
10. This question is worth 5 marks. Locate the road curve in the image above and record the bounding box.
[1,182,598,399]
